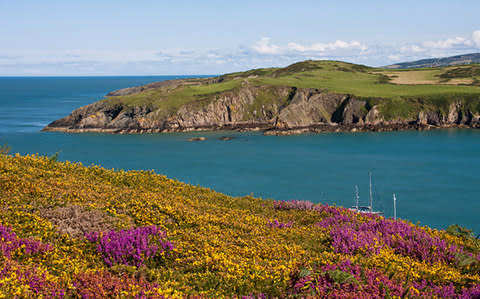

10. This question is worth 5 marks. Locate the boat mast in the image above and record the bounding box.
[393,193,397,220]
[355,185,359,208]
[369,172,373,211]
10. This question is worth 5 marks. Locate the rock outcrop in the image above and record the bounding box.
[43,80,480,135]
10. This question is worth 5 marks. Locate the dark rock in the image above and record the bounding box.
[188,137,206,142]
[106,86,145,97]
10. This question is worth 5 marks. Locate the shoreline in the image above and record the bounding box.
[41,122,479,135]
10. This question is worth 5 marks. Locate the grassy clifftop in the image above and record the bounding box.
[1,153,480,297]
[104,60,480,112]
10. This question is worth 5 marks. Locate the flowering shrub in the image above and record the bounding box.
[85,226,174,267]
[318,214,461,264]
[273,199,315,210]
[73,270,164,298]
[0,258,66,298]
[0,224,52,258]
[267,219,293,228]
[289,259,480,298]
[290,259,405,297]
[1,154,480,298]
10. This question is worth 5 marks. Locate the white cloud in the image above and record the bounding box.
[252,38,367,56]
[422,37,472,49]
[286,42,308,52]
[387,55,401,61]
[252,37,281,55]
[400,45,425,53]
[473,30,480,48]
[388,30,480,65]
[286,40,367,53]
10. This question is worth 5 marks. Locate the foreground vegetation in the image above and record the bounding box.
[1,153,480,298]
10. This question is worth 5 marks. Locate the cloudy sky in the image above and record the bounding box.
[1,0,479,75]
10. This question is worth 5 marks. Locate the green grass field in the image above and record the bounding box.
[252,61,480,98]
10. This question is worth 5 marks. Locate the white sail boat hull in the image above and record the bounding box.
[350,173,384,216]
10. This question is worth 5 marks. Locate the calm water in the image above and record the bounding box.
[1,77,479,233]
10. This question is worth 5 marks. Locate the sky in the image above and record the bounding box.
[1,0,480,76]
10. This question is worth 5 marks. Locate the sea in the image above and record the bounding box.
[1,76,479,234]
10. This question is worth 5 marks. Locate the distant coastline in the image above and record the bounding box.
[43,60,480,135]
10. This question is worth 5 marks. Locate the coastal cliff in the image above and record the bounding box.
[43,60,480,134]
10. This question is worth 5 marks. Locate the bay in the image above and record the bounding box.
[1,77,479,234]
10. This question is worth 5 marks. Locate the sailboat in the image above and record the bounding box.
[349,172,384,216]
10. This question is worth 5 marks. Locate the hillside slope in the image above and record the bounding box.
[43,60,480,135]
[385,53,480,69]
[1,153,480,297]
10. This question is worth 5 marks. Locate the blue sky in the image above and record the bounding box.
[1,0,479,75]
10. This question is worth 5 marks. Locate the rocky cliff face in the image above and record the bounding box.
[43,81,480,134]
[416,101,478,126]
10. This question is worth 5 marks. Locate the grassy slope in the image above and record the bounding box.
[253,61,480,98]
[100,61,480,121]
[1,153,480,297]
[104,79,245,112]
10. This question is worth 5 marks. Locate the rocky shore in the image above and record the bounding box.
[264,122,478,135]
[42,120,480,135]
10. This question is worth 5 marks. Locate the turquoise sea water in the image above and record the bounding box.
[1,77,480,233]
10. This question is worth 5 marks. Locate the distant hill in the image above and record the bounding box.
[385,53,480,69]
